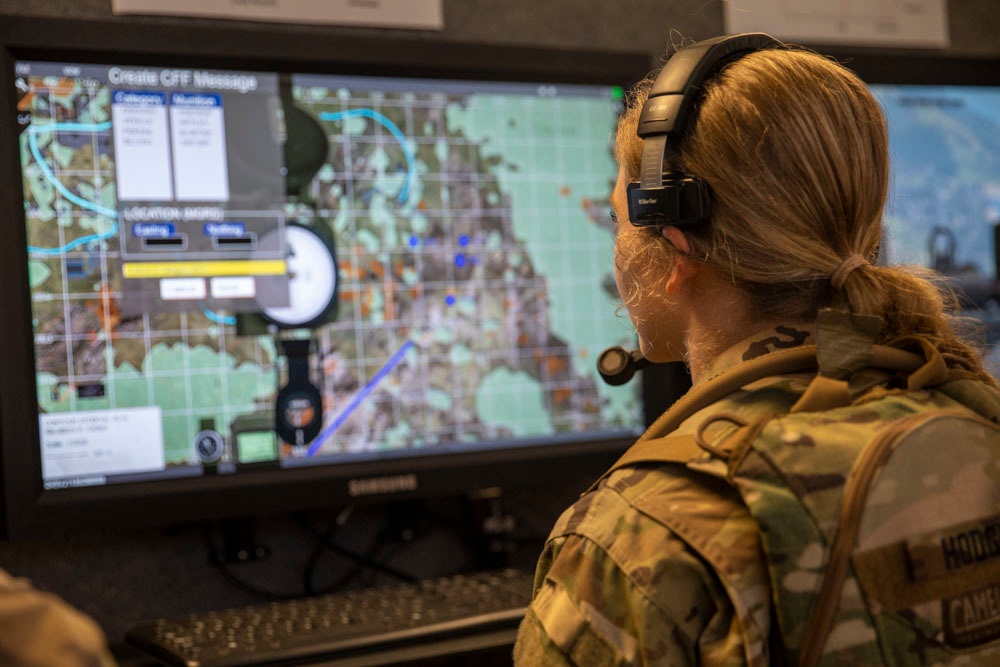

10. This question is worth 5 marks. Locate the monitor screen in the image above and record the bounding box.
[869,83,1000,370]
[0,27,650,537]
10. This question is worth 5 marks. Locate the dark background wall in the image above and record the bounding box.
[3,0,1000,56]
[1,0,998,650]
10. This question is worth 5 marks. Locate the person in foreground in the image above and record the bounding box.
[0,567,116,666]
[514,33,1000,666]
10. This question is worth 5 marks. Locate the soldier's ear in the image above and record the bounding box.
[662,227,696,296]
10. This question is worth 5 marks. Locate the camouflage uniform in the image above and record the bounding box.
[516,318,1000,666]
[514,325,815,666]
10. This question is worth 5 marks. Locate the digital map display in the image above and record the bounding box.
[16,61,639,487]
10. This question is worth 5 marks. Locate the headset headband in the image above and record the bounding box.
[627,32,781,228]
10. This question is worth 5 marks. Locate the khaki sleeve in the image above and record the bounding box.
[514,606,576,667]
[515,570,634,666]
[515,529,739,667]
[0,569,116,667]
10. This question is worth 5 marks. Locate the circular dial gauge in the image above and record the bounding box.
[260,224,337,329]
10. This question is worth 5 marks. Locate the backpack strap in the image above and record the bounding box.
[590,340,939,495]
[639,342,933,442]
[789,336,954,414]
[640,345,821,442]
[936,375,1000,423]
[640,309,951,443]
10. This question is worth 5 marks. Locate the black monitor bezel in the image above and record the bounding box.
[0,16,655,539]
[4,18,1000,540]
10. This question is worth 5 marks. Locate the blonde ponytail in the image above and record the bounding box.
[615,47,996,386]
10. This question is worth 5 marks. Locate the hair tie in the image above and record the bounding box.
[830,254,868,290]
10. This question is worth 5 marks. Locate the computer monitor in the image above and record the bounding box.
[845,54,1000,371]
[0,18,654,539]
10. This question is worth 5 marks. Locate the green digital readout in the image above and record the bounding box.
[237,431,278,464]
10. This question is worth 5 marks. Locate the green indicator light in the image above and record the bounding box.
[611,86,624,100]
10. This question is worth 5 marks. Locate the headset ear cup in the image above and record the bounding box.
[626,177,712,228]
[275,382,323,447]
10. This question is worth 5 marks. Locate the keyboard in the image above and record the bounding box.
[126,568,534,666]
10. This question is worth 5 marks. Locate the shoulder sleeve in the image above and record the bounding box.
[514,478,752,667]
[0,569,116,667]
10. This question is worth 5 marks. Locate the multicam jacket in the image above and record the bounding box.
[514,324,815,666]
[514,318,1000,666]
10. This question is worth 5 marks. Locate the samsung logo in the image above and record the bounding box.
[347,474,418,497]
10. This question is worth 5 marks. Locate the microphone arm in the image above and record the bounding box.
[597,346,653,386]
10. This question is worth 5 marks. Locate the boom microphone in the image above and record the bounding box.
[597,346,653,386]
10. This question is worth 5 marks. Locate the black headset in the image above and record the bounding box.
[626,33,781,228]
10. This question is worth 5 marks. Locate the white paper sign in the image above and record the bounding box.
[724,0,949,48]
[112,0,443,30]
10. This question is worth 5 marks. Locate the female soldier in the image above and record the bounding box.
[514,36,1000,666]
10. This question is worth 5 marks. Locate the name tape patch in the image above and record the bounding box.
[907,514,1000,581]
[944,581,1000,648]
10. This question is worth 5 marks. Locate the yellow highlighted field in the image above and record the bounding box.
[123,259,287,279]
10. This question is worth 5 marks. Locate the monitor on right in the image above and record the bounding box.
[869,80,1000,371]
